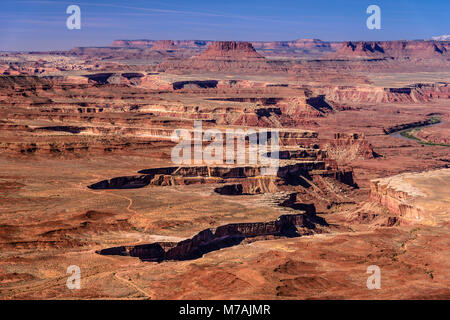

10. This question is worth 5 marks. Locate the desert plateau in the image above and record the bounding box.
[0,1,449,302]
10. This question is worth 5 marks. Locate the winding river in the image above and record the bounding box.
[389,121,445,144]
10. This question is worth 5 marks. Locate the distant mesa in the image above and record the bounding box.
[111,39,154,47]
[108,38,341,58]
[331,40,449,59]
[340,41,385,55]
[196,41,265,60]
[110,39,212,49]
[151,40,178,51]
[155,41,272,74]
[252,38,333,50]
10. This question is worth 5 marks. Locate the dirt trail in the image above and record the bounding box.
[113,272,153,299]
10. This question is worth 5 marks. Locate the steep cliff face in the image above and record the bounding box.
[332,40,449,59]
[197,41,264,60]
[415,82,449,99]
[97,211,324,261]
[111,38,341,58]
[313,83,447,104]
[157,41,275,74]
[369,169,450,225]
[213,177,281,195]
[88,161,336,189]
[151,40,178,51]
[324,133,378,162]
[86,122,356,192]
[370,178,425,221]
[88,175,153,189]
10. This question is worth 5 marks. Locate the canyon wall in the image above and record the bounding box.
[110,38,340,58]
[314,83,449,105]
[369,169,450,225]
[370,178,425,221]
[97,210,323,261]
[331,40,449,59]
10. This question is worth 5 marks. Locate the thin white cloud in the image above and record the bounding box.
[431,35,450,40]
[8,0,324,26]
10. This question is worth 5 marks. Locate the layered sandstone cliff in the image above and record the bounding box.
[157,41,275,74]
[111,38,341,58]
[314,83,449,104]
[324,133,377,162]
[197,41,264,60]
[370,169,450,225]
[97,210,324,261]
[150,40,178,51]
[331,40,449,59]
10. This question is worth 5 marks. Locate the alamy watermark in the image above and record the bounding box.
[66,5,81,30]
[170,121,280,175]
[366,5,381,30]
[66,265,81,289]
[366,265,381,290]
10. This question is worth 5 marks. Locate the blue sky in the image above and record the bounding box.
[0,0,449,51]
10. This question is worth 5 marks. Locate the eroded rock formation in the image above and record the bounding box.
[331,40,449,59]
[314,83,449,104]
[157,41,276,74]
[97,210,325,261]
[197,41,264,60]
[324,133,378,162]
[370,169,450,224]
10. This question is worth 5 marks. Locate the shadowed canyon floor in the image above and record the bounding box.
[0,40,449,299]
